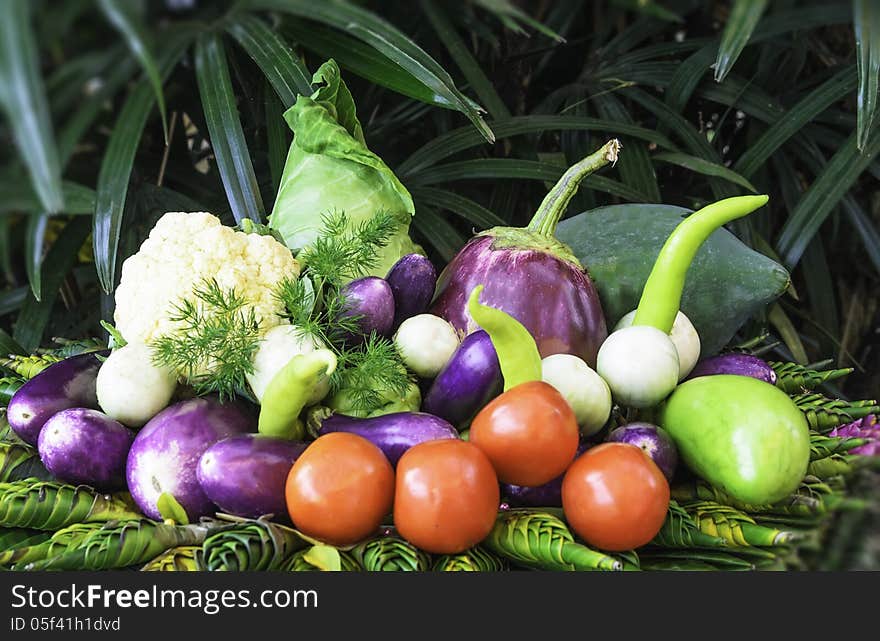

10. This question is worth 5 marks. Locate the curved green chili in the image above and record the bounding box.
[259,349,337,440]
[632,195,769,333]
[467,285,542,392]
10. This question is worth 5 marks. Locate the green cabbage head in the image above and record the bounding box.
[269,59,420,277]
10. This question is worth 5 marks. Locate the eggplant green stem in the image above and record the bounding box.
[467,285,542,391]
[527,139,621,237]
[632,195,769,334]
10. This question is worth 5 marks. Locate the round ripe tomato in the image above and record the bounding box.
[470,380,579,486]
[285,432,394,546]
[394,439,499,554]
[561,442,670,551]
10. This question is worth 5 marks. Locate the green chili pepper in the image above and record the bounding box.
[632,195,769,333]
[467,284,542,391]
[258,348,337,439]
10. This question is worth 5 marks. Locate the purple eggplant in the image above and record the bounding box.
[422,330,502,428]
[606,422,678,481]
[386,254,437,331]
[126,397,255,521]
[686,353,777,385]
[502,442,591,507]
[6,351,106,446]
[338,276,396,341]
[316,411,458,466]
[197,434,307,519]
[37,408,135,489]
[429,142,620,367]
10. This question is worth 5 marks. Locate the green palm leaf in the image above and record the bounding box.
[854,0,880,149]
[0,441,51,483]
[203,519,307,571]
[351,535,432,572]
[141,545,205,571]
[433,546,508,572]
[280,545,362,571]
[714,0,768,82]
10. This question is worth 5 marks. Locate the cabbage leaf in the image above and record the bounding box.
[269,59,419,277]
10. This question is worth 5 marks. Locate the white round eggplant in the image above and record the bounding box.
[247,324,330,404]
[615,309,700,380]
[96,341,177,427]
[596,326,680,409]
[541,353,611,436]
[393,313,460,379]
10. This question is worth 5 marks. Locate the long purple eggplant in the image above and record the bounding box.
[686,353,777,385]
[429,142,620,366]
[6,351,106,446]
[422,330,502,428]
[386,254,437,331]
[315,411,458,466]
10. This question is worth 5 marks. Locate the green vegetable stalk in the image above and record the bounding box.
[25,520,208,571]
[681,501,802,546]
[649,501,730,549]
[467,285,542,391]
[433,546,508,572]
[671,480,827,518]
[258,349,338,440]
[0,523,103,569]
[0,376,24,405]
[639,549,757,571]
[632,195,769,333]
[141,546,205,572]
[484,510,623,571]
[792,393,879,432]
[0,479,143,530]
[280,545,361,572]
[351,536,431,572]
[770,361,853,394]
[0,354,60,380]
[810,432,868,460]
[0,526,47,551]
[0,441,51,483]
[203,519,307,571]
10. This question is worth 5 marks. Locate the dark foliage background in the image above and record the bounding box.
[0,0,878,567]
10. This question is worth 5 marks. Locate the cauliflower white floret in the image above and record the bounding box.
[114,212,300,350]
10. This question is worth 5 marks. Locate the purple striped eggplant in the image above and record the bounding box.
[6,351,106,446]
[686,353,777,385]
[429,142,620,366]
[315,411,458,466]
[338,276,396,341]
[386,254,437,331]
[422,330,502,428]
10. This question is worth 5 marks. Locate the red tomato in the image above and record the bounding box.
[285,432,394,546]
[561,442,670,551]
[394,439,499,554]
[470,380,579,486]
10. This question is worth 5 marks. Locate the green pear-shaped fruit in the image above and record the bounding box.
[659,375,809,505]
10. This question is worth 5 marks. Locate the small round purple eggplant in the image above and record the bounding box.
[686,353,777,385]
[7,352,106,446]
[386,254,438,331]
[502,442,591,507]
[126,397,255,521]
[338,276,396,341]
[606,422,678,481]
[37,407,134,490]
[197,434,307,519]
[422,330,502,428]
[316,411,458,466]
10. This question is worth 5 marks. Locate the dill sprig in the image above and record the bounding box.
[272,210,413,416]
[330,334,414,413]
[151,278,261,401]
[299,210,399,284]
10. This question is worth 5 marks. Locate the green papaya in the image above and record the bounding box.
[555,204,790,355]
[659,375,810,505]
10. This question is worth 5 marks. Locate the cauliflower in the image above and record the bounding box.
[114,211,300,348]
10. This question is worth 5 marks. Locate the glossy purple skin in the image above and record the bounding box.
[125,397,255,521]
[422,330,502,428]
[606,422,678,481]
[502,442,591,507]
[686,353,777,385]
[386,254,438,331]
[339,276,396,340]
[429,235,607,366]
[317,411,459,466]
[37,408,134,490]
[7,352,105,446]
[197,434,307,519]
